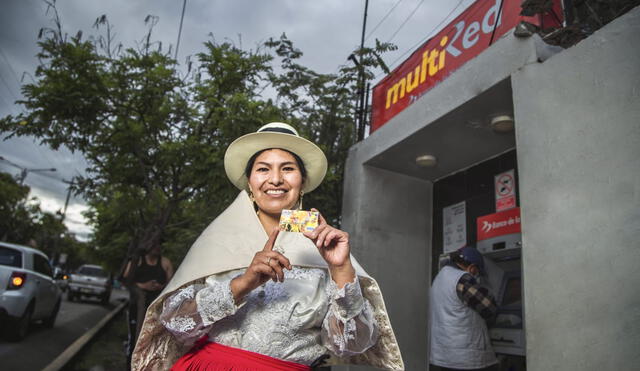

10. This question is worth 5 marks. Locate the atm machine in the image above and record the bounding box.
[477,208,526,364]
[483,249,525,356]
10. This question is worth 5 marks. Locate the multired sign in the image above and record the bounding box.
[477,207,521,241]
[370,0,562,132]
[495,169,516,211]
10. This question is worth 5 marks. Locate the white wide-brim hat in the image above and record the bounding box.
[224,122,328,193]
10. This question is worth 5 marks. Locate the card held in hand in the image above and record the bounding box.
[279,209,319,233]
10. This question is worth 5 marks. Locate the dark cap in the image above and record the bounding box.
[455,246,485,274]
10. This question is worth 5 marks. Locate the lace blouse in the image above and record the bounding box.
[159,266,378,366]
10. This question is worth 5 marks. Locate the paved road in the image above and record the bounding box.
[0,289,128,371]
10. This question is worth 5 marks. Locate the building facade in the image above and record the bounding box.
[340,6,639,371]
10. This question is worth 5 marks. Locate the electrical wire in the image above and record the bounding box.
[0,47,23,117]
[364,0,405,43]
[378,0,466,79]
[0,72,18,101]
[386,0,426,43]
[0,48,22,85]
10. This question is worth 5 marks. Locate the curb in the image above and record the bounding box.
[42,299,128,371]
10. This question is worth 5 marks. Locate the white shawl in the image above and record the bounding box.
[132,191,404,370]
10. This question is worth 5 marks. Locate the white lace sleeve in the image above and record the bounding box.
[321,276,379,357]
[159,274,241,345]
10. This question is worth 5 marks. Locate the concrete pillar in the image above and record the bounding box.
[513,7,640,371]
[341,150,433,370]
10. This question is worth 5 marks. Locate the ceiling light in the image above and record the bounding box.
[415,154,437,168]
[490,115,515,133]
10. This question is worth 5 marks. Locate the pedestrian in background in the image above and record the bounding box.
[430,246,498,371]
[122,240,174,366]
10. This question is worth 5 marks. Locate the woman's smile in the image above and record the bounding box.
[265,188,287,196]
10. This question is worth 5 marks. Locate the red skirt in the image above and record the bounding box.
[171,339,311,371]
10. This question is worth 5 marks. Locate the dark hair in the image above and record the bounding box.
[244,148,308,180]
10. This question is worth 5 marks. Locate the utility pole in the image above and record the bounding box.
[0,155,57,185]
[357,0,370,141]
[175,0,188,61]
[60,179,76,222]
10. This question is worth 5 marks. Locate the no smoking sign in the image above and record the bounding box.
[495,169,516,211]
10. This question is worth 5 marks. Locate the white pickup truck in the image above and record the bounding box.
[67,264,112,304]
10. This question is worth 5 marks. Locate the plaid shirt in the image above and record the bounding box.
[456,273,497,321]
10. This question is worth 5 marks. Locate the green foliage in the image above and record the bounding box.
[0,172,38,242]
[0,171,89,266]
[0,8,396,272]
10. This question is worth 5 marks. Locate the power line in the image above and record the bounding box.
[0,48,22,85]
[0,47,21,104]
[0,92,11,109]
[378,0,466,78]
[386,0,426,43]
[0,72,18,101]
[364,0,405,43]
[33,138,59,170]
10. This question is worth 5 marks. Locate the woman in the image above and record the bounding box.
[132,123,403,370]
[122,242,173,361]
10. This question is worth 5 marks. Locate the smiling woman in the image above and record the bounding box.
[131,123,404,371]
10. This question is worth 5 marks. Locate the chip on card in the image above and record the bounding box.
[279,209,319,232]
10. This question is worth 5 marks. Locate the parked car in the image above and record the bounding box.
[0,242,62,341]
[67,264,112,304]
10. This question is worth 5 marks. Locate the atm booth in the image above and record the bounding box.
[433,150,526,369]
[339,2,639,369]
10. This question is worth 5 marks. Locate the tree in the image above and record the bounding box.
[0,172,39,242]
[0,171,88,267]
[0,5,397,272]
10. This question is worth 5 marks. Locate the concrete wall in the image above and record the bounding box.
[339,21,542,371]
[513,7,640,371]
[341,156,433,370]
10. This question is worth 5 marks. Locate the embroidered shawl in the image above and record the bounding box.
[131,191,404,370]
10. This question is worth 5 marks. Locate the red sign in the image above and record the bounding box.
[495,169,516,211]
[477,207,521,241]
[370,0,562,132]
[496,197,516,211]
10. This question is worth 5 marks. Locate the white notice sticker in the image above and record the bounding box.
[443,201,466,253]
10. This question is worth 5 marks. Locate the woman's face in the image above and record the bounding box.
[248,149,304,217]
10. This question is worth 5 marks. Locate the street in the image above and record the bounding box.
[0,288,128,371]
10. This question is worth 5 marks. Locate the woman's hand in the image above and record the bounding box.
[230,228,292,304]
[303,209,355,288]
[136,280,163,291]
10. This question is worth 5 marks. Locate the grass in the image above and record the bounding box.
[63,308,129,371]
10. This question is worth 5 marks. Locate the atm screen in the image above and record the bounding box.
[494,273,523,329]
[501,277,522,306]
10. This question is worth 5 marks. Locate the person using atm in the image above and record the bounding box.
[430,246,498,371]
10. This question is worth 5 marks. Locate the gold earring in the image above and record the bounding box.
[248,188,260,215]
[298,191,304,210]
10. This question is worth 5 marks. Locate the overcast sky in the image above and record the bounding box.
[0,0,474,240]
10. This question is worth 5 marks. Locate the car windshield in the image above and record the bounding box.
[78,266,107,277]
[0,246,22,268]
